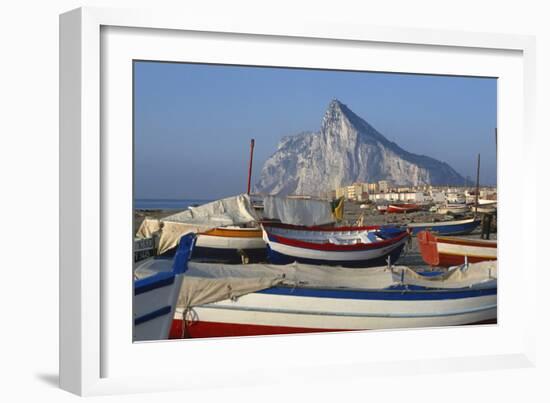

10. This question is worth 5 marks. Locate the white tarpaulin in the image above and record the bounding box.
[262,196,334,226]
[394,260,497,289]
[134,258,497,318]
[175,260,497,310]
[136,194,259,254]
[163,194,258,226]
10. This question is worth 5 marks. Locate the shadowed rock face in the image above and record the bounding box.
[255,99,466,196]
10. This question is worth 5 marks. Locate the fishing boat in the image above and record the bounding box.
[133,235,194,341]
[136,194,261,255]
[261,223,409,267]
[471,202,497,215]
[437,203,470,215]
[192,226,266,263]
[417,230,497,267]
[165,234,497,339]
[376,204,388,213]
[406,217,481,236]
[387,203,422,214]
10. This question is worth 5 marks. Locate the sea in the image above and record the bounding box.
[134,198,212,211]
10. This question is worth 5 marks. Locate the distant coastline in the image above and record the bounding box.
[134,198,212,211]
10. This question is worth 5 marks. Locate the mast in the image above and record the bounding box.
[247,139,255,195]
[474,153,480,217]
[495,127,498,156]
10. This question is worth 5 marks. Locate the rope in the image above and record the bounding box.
[181,307,198,339]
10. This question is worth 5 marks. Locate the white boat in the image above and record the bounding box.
[261,223,409,267]
[193,226,266,263]
[136,194,260,255]
[437,203,470,215]
[471,202,497,214]
[163,234,497,339]
[133,235,194,341]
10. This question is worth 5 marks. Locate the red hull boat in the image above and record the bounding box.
[387,203,422,214]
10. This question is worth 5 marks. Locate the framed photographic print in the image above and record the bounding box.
[60,7,536,396]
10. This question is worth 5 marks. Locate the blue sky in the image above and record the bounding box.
[134,61,497,200]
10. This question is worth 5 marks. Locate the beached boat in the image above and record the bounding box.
[261,223,409,267]
[417,231,497,267]
[437,203,470,215]
[406,217,481,236]
[471,202,497,215]
[136,194,261,255]
[192,226,266,263]
[133,235,194,341]
[387,203,422,214]
[162,235,497,339]
[376,204,388,213]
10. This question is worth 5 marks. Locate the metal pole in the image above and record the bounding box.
[495,128,498,156]
[474,153,480,218]
[247,139,255,195]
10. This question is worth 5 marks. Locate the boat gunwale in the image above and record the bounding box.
[199,227,263,238]
[261,221,385,232]
[435,235,497,248]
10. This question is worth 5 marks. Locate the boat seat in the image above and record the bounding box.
[327,237,354,245]
[358,232,379,244]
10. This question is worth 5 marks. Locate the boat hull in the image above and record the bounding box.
[407,218,481,236]
[133,234,196,341]
[192,227,266,263]
[417,231,497,267]
[437,207,469,215]
[169,285,496,339]
[387,204,421,214]
[265,240,407,267]
[472,206,497,214]
[134,270,183,341]
[262,225,409,267]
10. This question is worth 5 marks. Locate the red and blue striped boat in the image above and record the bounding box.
[165,234,497,339]
[261,223,409,268]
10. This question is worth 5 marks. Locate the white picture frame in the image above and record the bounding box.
[60,6,537,396]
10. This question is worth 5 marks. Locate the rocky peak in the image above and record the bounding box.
[255,100,466,196]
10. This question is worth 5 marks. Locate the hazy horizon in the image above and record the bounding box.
[134,61,497,200]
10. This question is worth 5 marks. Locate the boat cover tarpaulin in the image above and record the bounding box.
[176,260,497,311]
[134,258,497,314]
[136,194,259,254]
[263,196,334,226]
[395,260,497,289]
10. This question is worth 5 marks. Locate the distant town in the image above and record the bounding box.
[283,181,497,204]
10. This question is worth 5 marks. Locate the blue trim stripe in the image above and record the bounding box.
[134,272,175,296]
[257,285,496,301]
[134,306,172,326]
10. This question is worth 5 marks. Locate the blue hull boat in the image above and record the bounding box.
[407,217,481,236]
